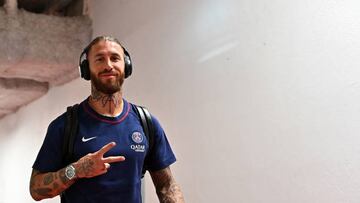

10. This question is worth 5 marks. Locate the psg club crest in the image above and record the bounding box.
[132,132,143,144]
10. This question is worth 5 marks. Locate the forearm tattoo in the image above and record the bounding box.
[91,86,121,113]
[159,183,184,203]
[151,167,185,203]
[30,168,74,200]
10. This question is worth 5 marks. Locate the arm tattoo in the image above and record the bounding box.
[29,168,75,201]
[150,167,185,203]
[43,173,54,185]
[59,169,68,185]
[32,188,52,197]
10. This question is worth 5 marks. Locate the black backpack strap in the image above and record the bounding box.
[142,107,154,151]
[61,104,79,203]
[62,104,79,166]
[133,104,155,177]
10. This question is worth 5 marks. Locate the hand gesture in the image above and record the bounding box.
[74,142,125,178]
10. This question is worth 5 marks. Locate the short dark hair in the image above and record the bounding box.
[83,36,124,57]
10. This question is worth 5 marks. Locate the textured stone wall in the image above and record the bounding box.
[0,7,92,118]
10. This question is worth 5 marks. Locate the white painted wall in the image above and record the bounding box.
[1,0,360,202]
[0,78,89,203]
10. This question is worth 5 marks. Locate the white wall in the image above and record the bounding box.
[2,0,360,202]
[90,0,360,202]
[0,79,89,203]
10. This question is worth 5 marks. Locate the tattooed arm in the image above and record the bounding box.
[30,168,75,201]
[150,167,185,203]
[30,142,125,201]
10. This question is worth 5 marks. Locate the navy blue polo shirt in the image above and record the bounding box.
[33,98,176,203]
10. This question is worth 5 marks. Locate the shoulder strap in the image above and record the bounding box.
[134,105,155,177]
[62,104,79,166]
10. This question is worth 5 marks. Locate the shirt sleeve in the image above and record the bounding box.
[32,113,66,172]
[146,115,177,172]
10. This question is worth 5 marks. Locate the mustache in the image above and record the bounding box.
[98,69,119,76]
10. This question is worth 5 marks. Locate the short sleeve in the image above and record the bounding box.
[32,114,66,172]
[146,115,177,172]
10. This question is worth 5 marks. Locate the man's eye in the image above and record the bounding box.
[111,56,121,61]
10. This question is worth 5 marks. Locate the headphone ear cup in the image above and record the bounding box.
[80,60,91,80]
[124,54,132,78]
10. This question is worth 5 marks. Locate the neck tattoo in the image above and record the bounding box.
[90,86,122,114]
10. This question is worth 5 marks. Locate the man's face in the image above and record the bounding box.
[88,40,125,94]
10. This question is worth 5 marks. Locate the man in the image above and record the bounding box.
[30,36,185,203]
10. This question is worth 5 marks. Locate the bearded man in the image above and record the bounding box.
[30,36,185,203]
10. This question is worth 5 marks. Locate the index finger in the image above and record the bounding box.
[103,156,126,163]
[97,142,116,156]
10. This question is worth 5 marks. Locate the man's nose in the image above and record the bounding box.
[103,58,113,70]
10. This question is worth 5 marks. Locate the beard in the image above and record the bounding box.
[90,70,124,95]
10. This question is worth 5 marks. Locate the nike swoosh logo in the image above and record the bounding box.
[82,136,97,142]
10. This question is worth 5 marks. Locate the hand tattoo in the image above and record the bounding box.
[78,156,96,177]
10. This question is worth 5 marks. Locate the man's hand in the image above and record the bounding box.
[30,142,125,201]
[74,142,125,178]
